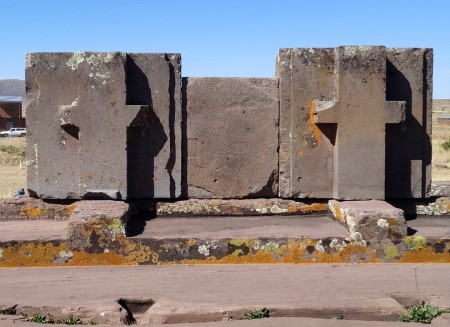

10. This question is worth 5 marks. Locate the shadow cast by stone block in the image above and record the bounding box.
[385,59,432,198]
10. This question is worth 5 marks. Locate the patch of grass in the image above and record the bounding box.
[28,313,53,323]
[26,312,94,325]
[442,138,450,151]
[243,308,270,320]
[58,315,82,325]
[398,302,448,324]
[0,166,26,198]
[0,138,26,166]
[398,266,450,323]
[0,304,18,315]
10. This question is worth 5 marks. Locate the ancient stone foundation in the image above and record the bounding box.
[25,46,432,200]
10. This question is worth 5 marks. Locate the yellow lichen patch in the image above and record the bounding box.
[229,239,246,247]
[400,247,450,263]
[0,241,68,267]
[173,241,379,265]
[66,204,77,216]
[384,245,400,260]
[19,207,46,218]
[404,236,427,250]
[299,203,328,214]
[333,205,345,223]
[187,239,197,246]
[288,205,298,213]
[445,202,450,212]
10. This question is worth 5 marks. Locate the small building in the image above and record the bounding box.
[0,96,25,131]
[437,115,450,125]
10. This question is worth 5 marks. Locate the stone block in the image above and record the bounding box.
[67,200,130,252]
[156,198,328,216]
[277,46,432,200]
[386,48,433,198]
[328,200,406,246]
[185,77,279,198]
[277,48,336,198]
[26,52,181,200]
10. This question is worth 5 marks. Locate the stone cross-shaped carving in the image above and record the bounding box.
[26,52,181,200]
[312,46,405,199]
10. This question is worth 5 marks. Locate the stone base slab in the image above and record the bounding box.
[0,199,449,266]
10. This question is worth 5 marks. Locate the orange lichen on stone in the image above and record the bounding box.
[333,205,345,223]
[400,247,450,263]
[69,251,136,266]
[0,241,68,267]
[18,207,44,218]
[173,240,380,265]
[299,203,328,214]
[308,100,321,147]
[66,204,77,216]
[288,205,298,213]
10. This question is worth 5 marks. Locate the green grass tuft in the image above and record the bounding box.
[243,308,270,320]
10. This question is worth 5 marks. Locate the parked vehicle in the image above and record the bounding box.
[0,128,27,137]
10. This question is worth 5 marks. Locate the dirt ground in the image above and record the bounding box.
[431,99,450,181]
[1,101,450,198]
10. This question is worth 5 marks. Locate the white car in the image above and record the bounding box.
[0,128,27,137]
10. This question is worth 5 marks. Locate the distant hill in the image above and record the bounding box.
[0,79,25,97]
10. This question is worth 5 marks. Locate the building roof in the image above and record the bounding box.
[0,96,22,102]
[0,107,11,118]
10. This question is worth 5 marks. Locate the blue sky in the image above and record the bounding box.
[2,0,450,98]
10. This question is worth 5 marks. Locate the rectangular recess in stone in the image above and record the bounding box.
[185,77,279,198]
[26,52,182,200]
[386,48,433,198]
[276,48,336,198]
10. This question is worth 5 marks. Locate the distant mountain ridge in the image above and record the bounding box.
[0,79,25,97]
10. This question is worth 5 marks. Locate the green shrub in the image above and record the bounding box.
[243,308,270,320]
[398,302,448,324]
[441,139,450,151]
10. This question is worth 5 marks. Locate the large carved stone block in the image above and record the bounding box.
[277,46,432,200]
[185,77,279,198]
[26,52,182,199]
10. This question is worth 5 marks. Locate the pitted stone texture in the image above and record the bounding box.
[328,200,406,246]
[415,197,450,216]
[277,48,336,199]
[0,198,75,220]
[67,200,130,252]
[185,77,279,198]
[26,52,181,200]
[156,199,328,216]
[277,46,432,200]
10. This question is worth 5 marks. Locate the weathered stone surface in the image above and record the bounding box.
[429,182,450,197]
[328,200,407,246]
[277,46,432,200]
[67,200,130,252]
[415,197,450,215]
[26,52,181,200]
[386,48,433,198]
[185,77,279,198]
[156,199,328,216]
[277,48,336,198]
[0,198,76,220]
